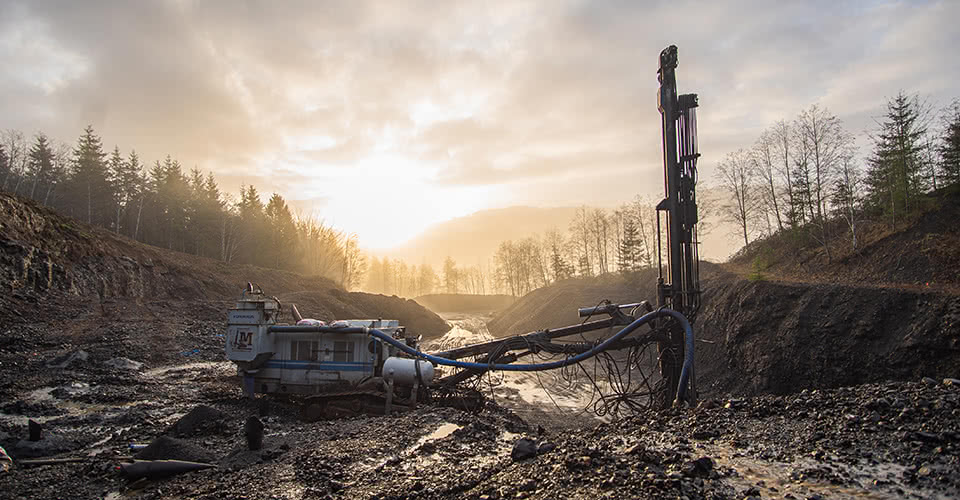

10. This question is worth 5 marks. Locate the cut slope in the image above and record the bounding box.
[695,273,960,396]
[0,193,448,337]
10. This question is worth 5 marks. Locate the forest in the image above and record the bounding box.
[3,92,958,299]
[0,126,365,290]
[365,92,960,297]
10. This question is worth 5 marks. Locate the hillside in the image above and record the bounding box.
[381,205,581,267]
[729,187,960,290]
[413,293,516,314]
[485,193,960,397]
[0,193,449,374]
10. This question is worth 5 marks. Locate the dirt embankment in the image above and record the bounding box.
[414,293,516,314]
[696,272,960,396]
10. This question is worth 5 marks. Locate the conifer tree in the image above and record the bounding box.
[864,92,931,227]
[940,100,960,186]
[27,134,54,201]
[68,125,113,225]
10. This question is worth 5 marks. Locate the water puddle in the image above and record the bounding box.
[702,443,954,499]
[415,422,461,446]
[142,361,233,379]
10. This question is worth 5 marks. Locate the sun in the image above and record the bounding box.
[294,152,496,250]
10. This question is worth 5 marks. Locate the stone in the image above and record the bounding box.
[537,442,556,455]
[103,357,143,371]
[46,350,88,369]
[511,439,538,462]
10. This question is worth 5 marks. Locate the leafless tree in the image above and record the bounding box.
[769,120,798,227]
[753,130,784,231]
[716,149,758,247]
[2,130,26,192]
[569,206,593,276]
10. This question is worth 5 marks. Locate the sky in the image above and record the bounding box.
[2,0,958,249]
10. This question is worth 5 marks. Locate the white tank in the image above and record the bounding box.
[382,357,434,385]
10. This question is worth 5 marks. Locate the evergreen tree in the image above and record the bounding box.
[864,92,931,227]
[617,216,642,273]
[120,151,147,240]
[107,146,142,233]
[26,134,54,201]
[265,193,296,269]
[940,100,960,186]
[67,125,113,225]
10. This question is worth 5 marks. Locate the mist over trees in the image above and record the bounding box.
[0,125,364,289]
[365,194,689,298]
[714,93,960,258]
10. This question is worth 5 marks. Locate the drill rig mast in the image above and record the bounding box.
[655,45,701,405]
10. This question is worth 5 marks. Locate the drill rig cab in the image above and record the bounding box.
[226,283,434,419]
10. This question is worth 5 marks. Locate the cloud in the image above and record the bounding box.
[1,0,958,244]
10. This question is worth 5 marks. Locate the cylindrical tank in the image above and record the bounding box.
[382,357,434,385]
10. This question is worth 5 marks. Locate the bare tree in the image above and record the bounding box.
[630,195,657,268]
[770,120,798,227]
[796,104,848,222]
[753,130,784,231]
[716,149,758,247]
[569,206,593,276]
[2,130,26,192]
[832,150,864,251]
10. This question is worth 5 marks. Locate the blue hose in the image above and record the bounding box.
[366,308,695,402]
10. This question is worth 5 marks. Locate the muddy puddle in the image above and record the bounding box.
[431,313,636,427]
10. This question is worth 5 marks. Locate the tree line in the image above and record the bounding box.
[0,125,365,288]
[363,195,700,298]
[715,92,960,257]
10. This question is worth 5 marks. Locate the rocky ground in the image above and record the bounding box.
[1,338,959,500]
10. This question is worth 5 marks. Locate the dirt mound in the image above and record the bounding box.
[135,435,217,463]
[413,293,516,314]
[487,261,960,398]
[169,405,230,437]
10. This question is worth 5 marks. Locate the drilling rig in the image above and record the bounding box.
[225,45,701,418]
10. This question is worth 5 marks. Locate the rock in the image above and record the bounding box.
[27,420,41,441]
[46,350,88,369]
[0,446,11,472]
[11,434,74,458]
[170,405,228,437]
[921,377,937,386]
[245,416,264,451]
[910,431,942,443]
[683,456,714,478]
[537,442,556,455]
[943,378,960,387]
[103,357,143,371]
[511,439,538,462]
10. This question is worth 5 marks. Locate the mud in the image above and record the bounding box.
[3,313,958,499]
